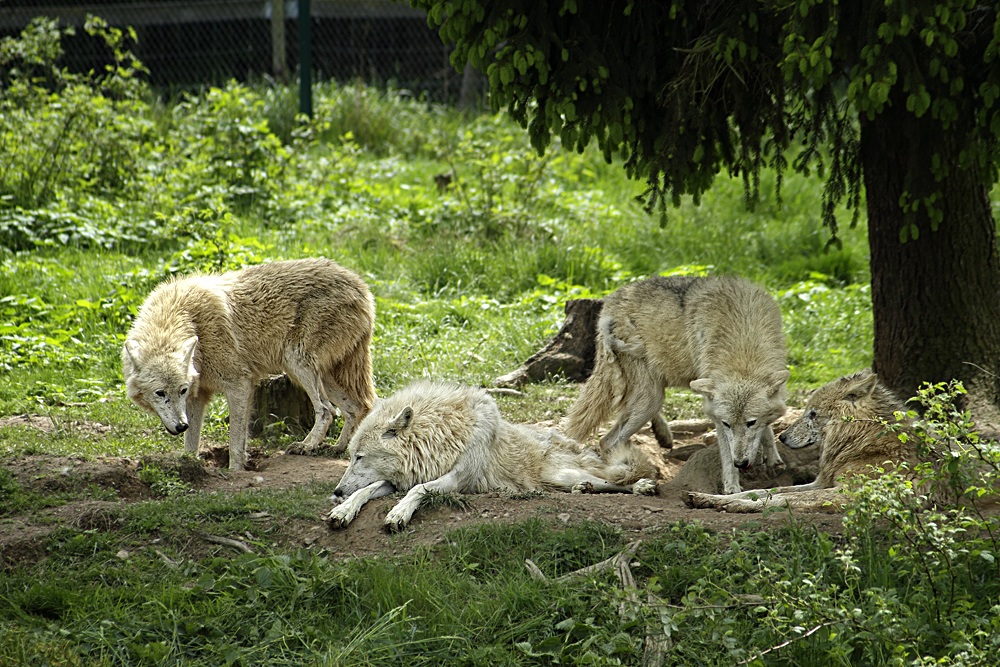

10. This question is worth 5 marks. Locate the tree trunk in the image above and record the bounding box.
[494,298,603,387]
[860,103,1000,412]
[250,375,313,438]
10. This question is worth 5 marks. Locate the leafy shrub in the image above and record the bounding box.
[0,17,151,215]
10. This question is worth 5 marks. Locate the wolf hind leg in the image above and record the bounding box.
[556,469,657,495]
[598,387,665,453]
[282,353,337,455]
[323,343,376,454]
[651,412,673,449]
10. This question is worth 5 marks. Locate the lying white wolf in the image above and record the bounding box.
[327,380,658,532]
[123,258,376,470]
[566,275,790,494]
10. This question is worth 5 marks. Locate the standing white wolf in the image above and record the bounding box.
[123,258,376,470]
[326,380,658,532]
[565,275,790,494]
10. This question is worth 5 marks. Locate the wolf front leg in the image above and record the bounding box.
[383,469,463,533]
[327,480,395,529]
[184,390,210,457]
[761,425,785,475]
[225,380,255,470]
[715,426,743,494]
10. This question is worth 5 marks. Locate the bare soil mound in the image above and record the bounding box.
[1,412,842,567]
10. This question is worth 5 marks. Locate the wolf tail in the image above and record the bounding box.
[329,334,377,415]
[602,444,658,485]
[564,325,629,443]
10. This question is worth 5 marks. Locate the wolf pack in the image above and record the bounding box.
[123,258,922,532]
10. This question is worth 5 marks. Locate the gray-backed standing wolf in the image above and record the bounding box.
[123,258,376,470]
[566,275,790,494]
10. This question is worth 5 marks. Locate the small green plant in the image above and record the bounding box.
[137,462,191,498]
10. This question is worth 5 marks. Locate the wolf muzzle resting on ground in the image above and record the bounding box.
[565,274,790,494]
[122,258,376,470]
[326,380,658,532]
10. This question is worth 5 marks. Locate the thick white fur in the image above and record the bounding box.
[327,380,658,532]
[123,258,376,470]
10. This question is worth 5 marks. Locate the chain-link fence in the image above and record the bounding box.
[1,1,478,102]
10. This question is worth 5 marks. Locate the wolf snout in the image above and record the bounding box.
[734,458,752,470]
[778,431,787,444]
[166,422,188,435]
[332,487,345,500]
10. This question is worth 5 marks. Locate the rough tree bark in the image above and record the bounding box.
[861,96,1000,413]
[493,298,603,387]
[250,375,313,438]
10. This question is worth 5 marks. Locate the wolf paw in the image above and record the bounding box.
[632,478,658,496]
[325,506,354,529]
[383,509,412,533]
[286,441,326,456]
[571,481,595,494]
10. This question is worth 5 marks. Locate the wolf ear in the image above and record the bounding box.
[844,371,879,403]
[689,378,715,398]
[179,336,198,368]
[383,406,413,438]
[768,369,791,397]
[124,340,142,369]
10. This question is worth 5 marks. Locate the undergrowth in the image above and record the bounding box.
[2,17,998,667]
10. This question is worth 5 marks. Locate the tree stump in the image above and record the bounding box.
[494,298,603,388]
[249,375,314,438]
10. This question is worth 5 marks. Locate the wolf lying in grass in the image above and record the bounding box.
[327,380,658,532]
[686,369,912,513]
[566,275,790,494]
[123,258,376,470]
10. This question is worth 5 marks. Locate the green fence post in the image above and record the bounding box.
[298,0,312,117]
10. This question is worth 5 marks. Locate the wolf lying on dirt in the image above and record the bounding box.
[123,258,376,470]
[326,380,658,532]
[686,369,912,513]
[566,275,790,494]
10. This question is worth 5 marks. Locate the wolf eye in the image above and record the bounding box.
[746,419,757,427]
[180,387,188,396]
[155,390,167,398]
[721,421,731,429]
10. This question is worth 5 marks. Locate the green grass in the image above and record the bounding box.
[3,25,997,663]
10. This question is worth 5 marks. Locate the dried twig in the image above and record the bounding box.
[524,540,641,583]
[153,548,179,568]
[736,620,839,666]
[201,533,254,553]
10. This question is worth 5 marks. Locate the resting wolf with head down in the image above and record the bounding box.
[566,275,790,494]
[327,380,658,532]
[123,258,376,470]
[687,369,913,513]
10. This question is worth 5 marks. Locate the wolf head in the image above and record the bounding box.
[122,335,199,436]
[779,369,894,450]
[690,370,789,469]
[331,401,411,500]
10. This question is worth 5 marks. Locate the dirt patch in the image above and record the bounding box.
[0,410,839,569]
